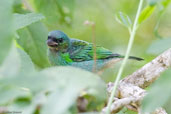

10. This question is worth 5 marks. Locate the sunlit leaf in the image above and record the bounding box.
[161,0,171,7]
[138,5,156,24]
[147,38,171,54]
[141,69,171,113]
[17,22,50,68]
[115,12,132,31]
[14,13,45,30]
[0,0,14,64]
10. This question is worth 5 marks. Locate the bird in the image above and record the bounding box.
[46,30,143,72]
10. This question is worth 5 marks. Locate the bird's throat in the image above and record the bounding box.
[48,49,71,66]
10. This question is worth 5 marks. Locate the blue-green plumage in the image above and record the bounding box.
[47,30,143,71]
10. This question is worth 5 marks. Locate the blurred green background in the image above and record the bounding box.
[0,0,171,114]
[27,0,171,82]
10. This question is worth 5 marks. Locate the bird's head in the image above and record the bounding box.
[46,30,70,52]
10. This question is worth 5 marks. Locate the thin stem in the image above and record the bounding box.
[105,0,144,114]
[92,23,97,72]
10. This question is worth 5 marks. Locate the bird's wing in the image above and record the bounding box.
[69,39,121,62]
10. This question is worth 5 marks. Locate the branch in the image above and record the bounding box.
[103,48,171,113]
[122,48,171,88]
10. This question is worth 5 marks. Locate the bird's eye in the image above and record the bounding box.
[48,36,51,39]
[58,38,63,43]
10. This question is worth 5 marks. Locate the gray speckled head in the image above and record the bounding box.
[48,30,69,40]
[47,30,71,52]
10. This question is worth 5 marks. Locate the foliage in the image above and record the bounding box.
[147,38,171,54]
[30,0,75,26]
[0,0,14,64]
[0,0,171,114]
[142,69,171,113]
[14,13,45,30]
[115,12,132,32]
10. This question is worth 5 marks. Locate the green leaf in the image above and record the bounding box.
[115,12,132,31]
[141,69,171,113]
[32,0,75,25]
[0,67,107,113]
[0,0,14,64]
[17,48,35,73]
[138,5,156,24]
[41,87,79,114]
[0,45,21,77]
[147,38,171,54]
[40,67,107,114]
[17,22,50,68]
[161,0,171,8]
[14,13,45,30]
[153,0,171,39]
[0,86,30,105]
[147,0,162,5]
[0,45,35,78]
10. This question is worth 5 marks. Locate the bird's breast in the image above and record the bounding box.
[48,50,71,66]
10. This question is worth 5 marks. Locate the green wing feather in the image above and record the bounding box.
[69,39,120,62]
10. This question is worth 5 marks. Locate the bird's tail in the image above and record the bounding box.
[128,56,144,61]
[110,54,144,61]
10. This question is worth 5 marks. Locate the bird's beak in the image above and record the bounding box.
[46,39,58,47]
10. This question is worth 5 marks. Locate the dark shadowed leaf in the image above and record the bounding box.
[0,0,14,64]
[147,38,171,54]
[141,69,171,113]
[14,13,45,30]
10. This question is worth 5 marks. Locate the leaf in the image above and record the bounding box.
[40,67,107,114]
[0,45,35,78]
[161,0,171,8]
[138,5,156,24]
[115,12,132,31]
[32,0,75,25]
[0,0,14,64]
[141,69,171,113]
[14,13,45,30]
[147,0,162,5]
[17,22,50,68]
[0,46,33,105]
[0,45,21,77]
[153,0,171,38]
[41,87,79,114]
[0,66,107,113]
[17,48,35,73]
[0,86,30,105]
[147,38,171,54]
